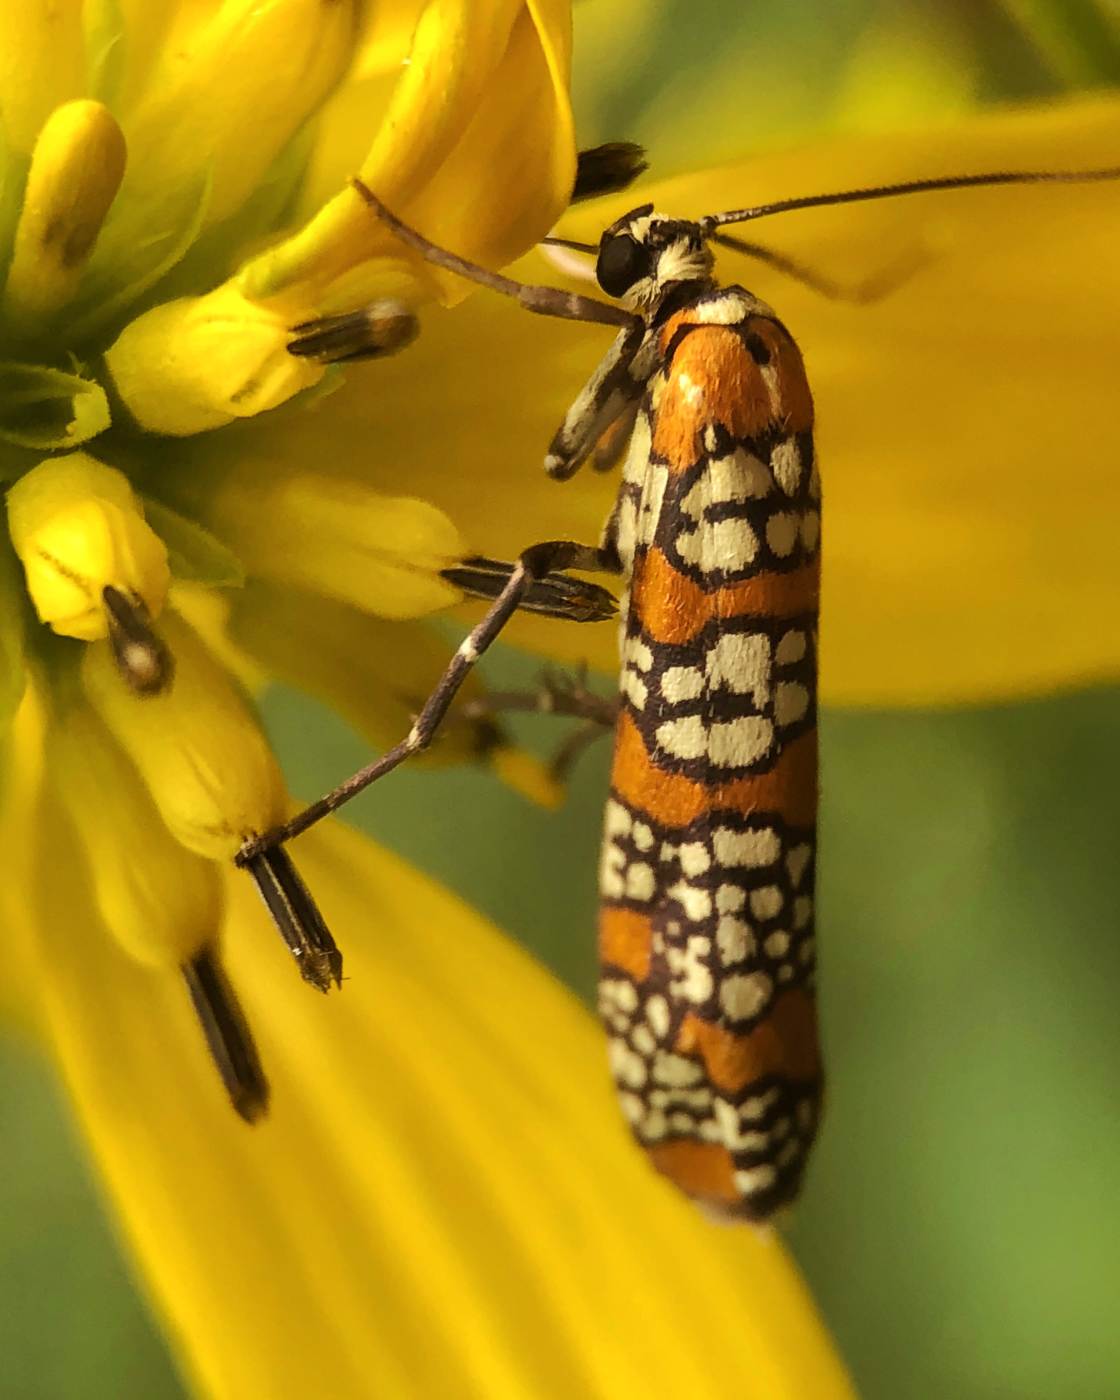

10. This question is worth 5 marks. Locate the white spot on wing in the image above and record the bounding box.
[677,517,758,573]
[719,971,773,1022]
[678,842,710,876]
[716,915,754,965]
[660,665,704,702]
[712,826,780,867]
[786,844,812,887]
[766,512,799,557]
[775,681,809,726]
[625,862,656,901]
[770,437,803,495]
[655,714,708,760]
[706,632,771,705]
[667,881,712,921]
[749,885,784,920]
[775,630,806,664]
[709,716,774,768]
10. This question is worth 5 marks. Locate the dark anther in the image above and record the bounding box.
[573,143,649,202]
[441,556,618,623]
[183,948,270,1123]
[243,846,342,992]
[287,300,419,363]
[102,585,174,696]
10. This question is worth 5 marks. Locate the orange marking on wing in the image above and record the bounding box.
[652,326,771,468]
[631,549,819,646]
[676,988,821,1095]
[647,1139,739,1206]
[598,906,653,981]
[611,712,818,828]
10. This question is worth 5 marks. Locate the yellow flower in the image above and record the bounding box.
[0,3,851,1396]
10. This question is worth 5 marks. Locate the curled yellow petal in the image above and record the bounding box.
[104,285,324,434]
[241,0,575,308]
[6,452,170,640]
[3,99,127,325]
[49,701,222,968]
[8,803,855,1398]
[82,609,286,858]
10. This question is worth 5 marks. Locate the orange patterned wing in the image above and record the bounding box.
[597,288,822,1221]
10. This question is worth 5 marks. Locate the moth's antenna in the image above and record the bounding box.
[710,231,928,304]
[349,179,637,329]
[701,164,1120,232]
[542,235,599,254]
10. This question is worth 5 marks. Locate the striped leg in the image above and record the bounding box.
[237,540,619,862]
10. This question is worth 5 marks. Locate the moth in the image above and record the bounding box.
[241,158,1120,1219]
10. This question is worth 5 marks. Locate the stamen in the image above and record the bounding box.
[102,585,174,696]
[183,948,269,1124]
[573,143,649,202]
[243,846,342,992]
[442,556,619,622]
[288,300,419,363]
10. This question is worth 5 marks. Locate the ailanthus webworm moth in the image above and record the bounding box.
[241,159,1120,1219]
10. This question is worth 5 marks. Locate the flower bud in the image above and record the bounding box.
[105,285,324,434]
[6,453,170,641]
[50,703,222,968]
[82,608,287,859]
[3,100,127,325]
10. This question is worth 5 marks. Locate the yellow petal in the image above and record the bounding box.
[0,1,85,155]
[164,452,463,618]
[83,609,286,857]
[6,452,170,640]
[48,701,222,968]
[118,0,358,227]
[8,797,853,1398]
[295,95,1120,704]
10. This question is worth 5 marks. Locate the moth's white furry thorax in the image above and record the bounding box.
[620,216,716,312]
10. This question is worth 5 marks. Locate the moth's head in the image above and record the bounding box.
[595,205,714,312]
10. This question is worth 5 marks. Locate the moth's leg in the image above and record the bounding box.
[238,540,621,861]
[462,666,621,783]
[461,664,619,729]
[544,320,660,480]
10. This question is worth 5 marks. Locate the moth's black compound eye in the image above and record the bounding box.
[596,232,650,298]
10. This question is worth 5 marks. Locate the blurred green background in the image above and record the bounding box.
[4,2,1120,1396]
